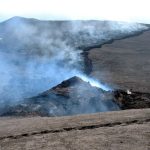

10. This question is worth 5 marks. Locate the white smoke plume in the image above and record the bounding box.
[77,74,111,91]
[0,17,148,108]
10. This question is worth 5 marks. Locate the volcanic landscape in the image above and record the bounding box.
[0,17,150,149]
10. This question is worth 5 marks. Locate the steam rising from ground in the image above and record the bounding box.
[0,17,148,108]
[77,74,111,91]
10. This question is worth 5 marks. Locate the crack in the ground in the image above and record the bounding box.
[81,28,150,75]
[0,118,150,141]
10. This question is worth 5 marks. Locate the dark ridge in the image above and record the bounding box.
[52,76,84,89]
[81,51,93,75]
[79,27,150,75]
[79,27,150,51]
[40,76,90,97]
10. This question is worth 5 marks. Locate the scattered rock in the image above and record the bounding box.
[114,89,150,109]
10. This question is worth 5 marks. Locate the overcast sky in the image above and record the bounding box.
[0,0,150,23]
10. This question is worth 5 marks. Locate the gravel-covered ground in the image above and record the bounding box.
[89,30,150,92]
[0,108,150,150]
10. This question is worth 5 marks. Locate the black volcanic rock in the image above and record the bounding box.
[114,89,150,109]
[1,76,119,117]
[1,77,150,117]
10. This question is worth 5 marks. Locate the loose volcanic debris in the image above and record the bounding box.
[114,89,150,109]
[0,76,119,117]
[0,77,150,117]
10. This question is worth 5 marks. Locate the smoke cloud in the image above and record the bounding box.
[0,17,148,109]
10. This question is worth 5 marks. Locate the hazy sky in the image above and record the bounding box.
[0,0,150,23]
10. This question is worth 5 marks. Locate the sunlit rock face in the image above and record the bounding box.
[0,76,119,117]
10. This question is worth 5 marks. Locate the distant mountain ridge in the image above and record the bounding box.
[0,16,148,55]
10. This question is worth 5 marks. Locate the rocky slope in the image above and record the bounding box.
[0,76,119,117]
[1,76,150,117]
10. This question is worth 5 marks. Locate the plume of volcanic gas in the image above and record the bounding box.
[0,17,148,111]
[0,76,119,117]
[1,76,150,117]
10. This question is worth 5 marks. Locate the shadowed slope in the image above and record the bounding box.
[1,76,119,117]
